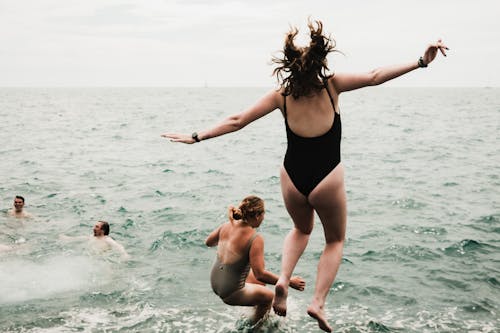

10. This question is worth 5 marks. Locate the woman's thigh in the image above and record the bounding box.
[280,166,315,234]
[223,283,273,306]
[308,164,347,243]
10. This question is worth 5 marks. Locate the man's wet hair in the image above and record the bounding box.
[99,221,110,235]
[15,196,25,203]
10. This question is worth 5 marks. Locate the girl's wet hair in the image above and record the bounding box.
[272,19,339,99]
[229,195,264,222]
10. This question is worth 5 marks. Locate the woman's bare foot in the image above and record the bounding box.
[307,302,332,332]
[272,283,288,316]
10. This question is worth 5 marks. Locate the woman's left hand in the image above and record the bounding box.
[290,276,306,291]
[422,39,449,66]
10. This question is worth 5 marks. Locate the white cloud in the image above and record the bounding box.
[0,0,499,86]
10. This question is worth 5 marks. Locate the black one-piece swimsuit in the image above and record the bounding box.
[283,84,342,197]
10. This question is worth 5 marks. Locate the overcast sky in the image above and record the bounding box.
[1,0,498,87]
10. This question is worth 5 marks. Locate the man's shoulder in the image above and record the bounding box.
[6,210,32,218]
[103,236,117,243]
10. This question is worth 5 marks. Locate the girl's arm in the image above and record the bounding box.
[331,39,449,93]
[162,89,282,144]
[249,236,305,290]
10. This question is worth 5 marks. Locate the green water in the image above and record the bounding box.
[0,87,498,332]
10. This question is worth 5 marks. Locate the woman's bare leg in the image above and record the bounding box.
[273,166,315,316]
[306,164,347,332]
[223,283,274,323]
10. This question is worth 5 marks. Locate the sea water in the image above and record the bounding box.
[0,87,498,332]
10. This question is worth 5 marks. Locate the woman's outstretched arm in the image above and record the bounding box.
[162,89,282,144]
[331,39,449,93]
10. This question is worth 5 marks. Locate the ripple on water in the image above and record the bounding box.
[412,226,447,236]
[366,320,393,332]
[391,198,427,210]
[467,214,500,233]
[331,305,498,333]
[150,229,208,251]
[486,276,500,289]
[432,276,473,292]
[462,298,497,315]
[442,239,496,257]
[362,244,441,263]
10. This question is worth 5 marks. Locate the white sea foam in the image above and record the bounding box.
[0,255,108,304]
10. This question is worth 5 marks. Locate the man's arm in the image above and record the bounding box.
[106,237,130,259]
[59,234,89,242]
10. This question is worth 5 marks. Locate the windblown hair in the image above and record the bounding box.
[228,196,264,222]
[272,19,338,99]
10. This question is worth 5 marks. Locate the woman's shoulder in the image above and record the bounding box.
[219,221,233,232]
[261,87,285,102]
[219,221,246,235]
[248,232,264,252]
[326,75,341,94]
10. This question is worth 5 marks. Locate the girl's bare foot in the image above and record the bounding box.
[272,283,288,316]
[307,302,332,332]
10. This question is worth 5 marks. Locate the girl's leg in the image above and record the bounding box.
[273,166,315,316]
[306,164,347,332]
[223,283,274,323]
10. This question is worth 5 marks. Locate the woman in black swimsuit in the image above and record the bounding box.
[163,20,448,332]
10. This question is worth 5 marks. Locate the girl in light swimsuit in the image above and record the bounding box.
[164,19,448,332]
[205,195,305,324]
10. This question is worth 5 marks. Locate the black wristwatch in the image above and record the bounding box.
[192,132,200,142]
[418,56,428,68]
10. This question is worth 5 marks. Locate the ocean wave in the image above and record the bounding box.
[331,305,498,333]
[475,214,500,224]
[442,239,497,257]
[150,229,208,251]
[361,244,441,262]
[462,298,497,314]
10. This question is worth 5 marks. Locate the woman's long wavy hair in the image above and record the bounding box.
[272,19,339,99]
